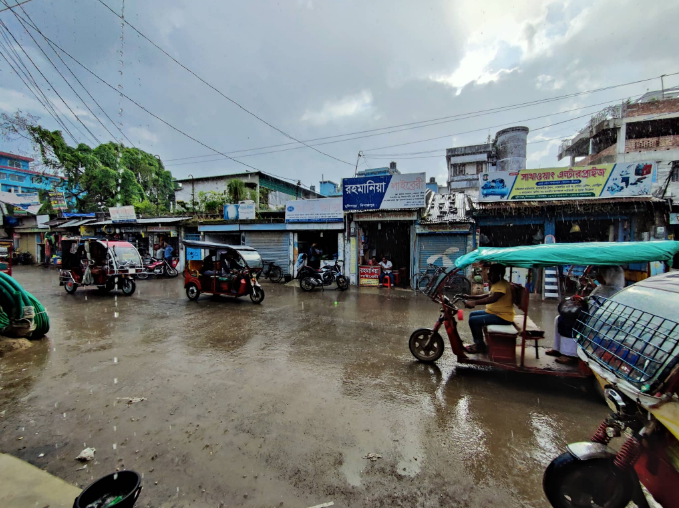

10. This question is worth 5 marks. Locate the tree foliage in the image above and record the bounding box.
[0,111,176,213]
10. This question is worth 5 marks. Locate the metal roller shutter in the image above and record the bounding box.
[418,234,467,274]
[244,232,290,275]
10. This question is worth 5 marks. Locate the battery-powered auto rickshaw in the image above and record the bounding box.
[59,238,143,296]
[543,270,679,508]
[409,241,679,379]
[0,239,13,276]
[182,240,264,303]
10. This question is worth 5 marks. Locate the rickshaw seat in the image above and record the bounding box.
[510,282,545,361]
[188,260,203,273]
[486,324,518,336]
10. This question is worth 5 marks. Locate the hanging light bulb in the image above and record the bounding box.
[570,223,581,233]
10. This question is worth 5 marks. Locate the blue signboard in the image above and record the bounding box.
[342,172,426,211]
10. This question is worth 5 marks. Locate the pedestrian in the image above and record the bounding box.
[308,243,322,269]
[163,241,174,260]
[378,256,394,286]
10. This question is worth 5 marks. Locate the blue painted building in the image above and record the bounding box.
[0,151,68,194]
[319,180,341,197]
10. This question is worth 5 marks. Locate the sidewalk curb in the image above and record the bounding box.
[0,453,81,508]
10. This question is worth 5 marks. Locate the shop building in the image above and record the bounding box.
[415,193,474,278]
[343,171,427,287]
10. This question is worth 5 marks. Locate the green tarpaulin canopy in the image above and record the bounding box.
[454,241,679,270]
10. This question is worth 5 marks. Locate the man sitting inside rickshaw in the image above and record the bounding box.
[462,264,515,354]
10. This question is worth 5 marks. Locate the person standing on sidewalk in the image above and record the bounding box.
[462,264,514,354]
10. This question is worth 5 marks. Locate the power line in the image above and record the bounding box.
[163,72,679,164]
[10,0,135,146]
[0,23,80,143]
[94,0,354,167]
[0,0,35,13]
[2,2,105,144]
[164,97,622,167]
[0,17,99,145]
[5,7,320,190]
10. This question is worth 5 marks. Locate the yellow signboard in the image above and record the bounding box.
[479,162,655,202]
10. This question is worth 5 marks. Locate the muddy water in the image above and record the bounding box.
[0,267,608,507]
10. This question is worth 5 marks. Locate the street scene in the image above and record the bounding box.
[1,0,679,507]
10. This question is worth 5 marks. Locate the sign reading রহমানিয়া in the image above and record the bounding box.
[342,173,426,211]
[478,162,655,202]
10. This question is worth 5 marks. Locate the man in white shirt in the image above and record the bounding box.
[378,256,394,286]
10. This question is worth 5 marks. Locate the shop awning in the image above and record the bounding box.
[454,241,679,269]
[57,218,95,228]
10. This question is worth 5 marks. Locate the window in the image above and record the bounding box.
[672,163,679,183]
[452,163,465,177]
[9,174,26,182]
[476,162,484,174]
[6,159,22,169]
[31,176,43,184]
[0,173,6,180]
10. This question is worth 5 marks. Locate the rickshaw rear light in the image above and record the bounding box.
[457,309,464,321]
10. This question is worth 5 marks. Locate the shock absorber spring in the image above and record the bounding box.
[591,421,612,445]
[614,437,642,470]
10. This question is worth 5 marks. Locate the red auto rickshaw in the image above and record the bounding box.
[182,240,264,303]
[59,238,142,296]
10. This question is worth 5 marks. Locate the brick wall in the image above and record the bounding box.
[626,99,679,118]
[625,134,679,151]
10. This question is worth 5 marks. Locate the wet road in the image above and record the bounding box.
[0,267,608,507]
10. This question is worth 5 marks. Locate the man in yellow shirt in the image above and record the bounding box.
[462,264,515,354]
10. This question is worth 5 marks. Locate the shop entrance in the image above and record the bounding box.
[481,224,543,247]
[358,221,411,280]
[297,231,340,265]
[556,219,616,242]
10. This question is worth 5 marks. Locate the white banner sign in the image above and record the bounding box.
[110,205,137,223]
[285,197,343,223]
[224,202,255,220]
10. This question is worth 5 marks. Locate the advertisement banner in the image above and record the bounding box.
[343,172,426,211]
[13,192,40,215]
[110,205,137,223]
[359,265,380,286]
[478,162,655,202]
[285,197,343,223]
[49,191,67,211]
[224,202,256,220]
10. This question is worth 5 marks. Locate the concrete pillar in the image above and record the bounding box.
[616,122,627,156]
[570,155,576,166]
[544,216,556,240]
[589,138,594,155]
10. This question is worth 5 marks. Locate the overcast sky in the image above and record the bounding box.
[1,0,678,189]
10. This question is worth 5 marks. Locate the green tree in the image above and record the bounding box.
[0,111,176,213]
[227,179,248,203]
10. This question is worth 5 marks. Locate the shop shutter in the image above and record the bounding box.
[244,232,290,275]
[418,234,467,274]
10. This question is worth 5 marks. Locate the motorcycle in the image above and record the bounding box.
[136,256,179,279]
[298,260,349,292]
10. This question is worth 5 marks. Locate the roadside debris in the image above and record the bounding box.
[76,464,87,471]
[116,397,146,405]
[307,502,334,508]
[76,447,96,462]
[38,453,44,458]
[362,453,382,462]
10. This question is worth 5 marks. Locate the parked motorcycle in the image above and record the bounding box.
[298,260,349,292]
[12,250,32,265]
[136,257,179,279]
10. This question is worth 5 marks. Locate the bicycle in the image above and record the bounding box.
[413,263,471,294]
[258,260,283,283]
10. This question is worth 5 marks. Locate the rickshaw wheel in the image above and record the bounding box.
[543,452,632,508]
[186,283,200,301]
[121,278,136,296]
[64,281,78,294]
[409,328,445,362]
[269,266,283,283]
[250,286,265,304]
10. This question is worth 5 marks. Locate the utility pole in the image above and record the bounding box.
[354,151,363,177]
[661,74,666,100]
[188,174,195,212]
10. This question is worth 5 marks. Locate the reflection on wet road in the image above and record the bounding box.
[0,267,608,507]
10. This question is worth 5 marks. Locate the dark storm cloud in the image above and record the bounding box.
[1,0,678,187]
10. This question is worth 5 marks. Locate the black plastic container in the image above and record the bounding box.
[73,470,141,508]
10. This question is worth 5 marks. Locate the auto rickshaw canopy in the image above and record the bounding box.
[182,239,263,269]
[453,241,679,270]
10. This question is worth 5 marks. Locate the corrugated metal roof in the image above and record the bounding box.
[420,192,472,223]
[137,217,190,224]
[474,196,663,210]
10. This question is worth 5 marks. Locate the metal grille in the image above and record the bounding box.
[575,297,679,390]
